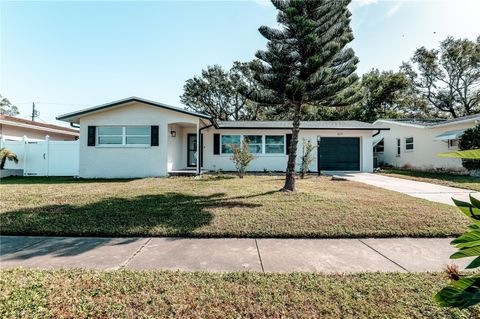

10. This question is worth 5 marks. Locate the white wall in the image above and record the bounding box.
[78,102,200,178]
[201,128,374,173]
[374,121,477,170]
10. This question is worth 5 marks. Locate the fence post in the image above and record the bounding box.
[22,136,28,176]
[45,135,50,177]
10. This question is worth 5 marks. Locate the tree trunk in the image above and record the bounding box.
[0,157,6,170]
[282,101,302,192]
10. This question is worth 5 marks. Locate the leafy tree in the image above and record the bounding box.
[0,148,19,169]
[252,0,358,191]
[180,61,265,120]
[0,95,20,116]
[459,124,480,172]
[229,140,256,178]
[402,36,480,118]
[299,139,315,179]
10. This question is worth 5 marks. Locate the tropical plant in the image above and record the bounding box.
[252,0,358,191]
[0,147,19,169]
[435,195,480,308]
[299,139,315,179]
[458,124,480,172]
[229,140,256,178]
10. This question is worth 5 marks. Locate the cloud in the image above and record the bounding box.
[386,2,403,17]
[355,0,378,6]
[253,0,272,7]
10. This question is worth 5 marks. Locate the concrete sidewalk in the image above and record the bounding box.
[0,236,473,273]
[337,172,479,206]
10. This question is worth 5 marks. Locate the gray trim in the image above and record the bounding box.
[57,97,213,121]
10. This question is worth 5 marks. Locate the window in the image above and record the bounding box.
[126,127,150,145]
[396,138,401,156]
[374,139,384,153]
[98,127,123,145]
[244,135,263,154]
[221,135,240,153]
[265,135,285,154]
[448,139,459,148]
[97,126,151,146]
[405,137,414,151]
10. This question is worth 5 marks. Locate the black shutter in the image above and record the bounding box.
[285,134,292,155]
[151,126,159,146]
[200,133,204,167]
[213,134,220,155]
[87,126,96,146]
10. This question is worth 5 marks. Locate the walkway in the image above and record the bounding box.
[337,172,479,206]
[0,236,473,273]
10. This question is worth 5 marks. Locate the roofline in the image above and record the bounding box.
[56,97,213,122]
[374,116,480,128]
[0,118,79,136]
[217,126,390,130]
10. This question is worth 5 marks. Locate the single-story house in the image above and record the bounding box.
[57,97,389,178]
[373,114,480,171]
[0,114,79,142]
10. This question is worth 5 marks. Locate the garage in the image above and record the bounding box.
[318,137,360,171]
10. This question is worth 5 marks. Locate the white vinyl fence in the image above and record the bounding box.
[1,137,79,176]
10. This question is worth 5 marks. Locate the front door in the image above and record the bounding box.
[187,134,197,167]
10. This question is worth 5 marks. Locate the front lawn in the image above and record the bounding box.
[0,175,468,238]
[379,169,480,192]
[1,269,477,318]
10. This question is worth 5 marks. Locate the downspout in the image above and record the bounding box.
[372,129,381,137]
[70,122,80,129]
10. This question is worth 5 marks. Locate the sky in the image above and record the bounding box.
[1,0,479,126]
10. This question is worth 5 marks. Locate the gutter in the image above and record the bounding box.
[70,122,80,129]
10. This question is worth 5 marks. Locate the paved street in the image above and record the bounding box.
[0,236,472,273]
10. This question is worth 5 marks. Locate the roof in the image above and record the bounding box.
[433,129,466,141]
[56,97,213,123]
[375,113,480,128]
[0,115,79,135]
[216,120,389,130]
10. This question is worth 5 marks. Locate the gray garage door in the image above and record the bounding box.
[318,137,360,171]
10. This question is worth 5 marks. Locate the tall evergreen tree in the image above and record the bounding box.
[253,0,359,191]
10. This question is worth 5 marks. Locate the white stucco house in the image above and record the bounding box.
[56,97,388,178]
[373,114,480,171]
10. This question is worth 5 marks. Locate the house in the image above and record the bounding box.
[56,97,389,178]
[0,114,79,142]
[373,114,480,171]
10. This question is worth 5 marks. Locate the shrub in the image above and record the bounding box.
[0,147,19,169]
[299,139,315,178]
[459,124,480,171]
[229,140,256,178]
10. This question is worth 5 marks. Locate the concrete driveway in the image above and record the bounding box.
[337,172,479,206]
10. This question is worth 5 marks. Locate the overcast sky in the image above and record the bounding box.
[1,0,479,125]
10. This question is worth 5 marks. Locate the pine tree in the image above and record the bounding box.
[253,0,359,191]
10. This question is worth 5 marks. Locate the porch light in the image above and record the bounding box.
[170,130,176,137]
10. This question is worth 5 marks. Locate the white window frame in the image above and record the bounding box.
[264,135,286,155]
[373,139,384,154]
[219,134,286,156]
[404,136,414,152]
[97,126,151,147]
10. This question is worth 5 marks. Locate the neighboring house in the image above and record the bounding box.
[373,114,480,171]
[0,115,79,141]
[57,97,388,178]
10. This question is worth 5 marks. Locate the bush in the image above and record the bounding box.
[459,124,480,171]
[229,140,256,178]
[299,139,315,178]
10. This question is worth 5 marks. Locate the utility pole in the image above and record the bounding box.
[31,102,39,121]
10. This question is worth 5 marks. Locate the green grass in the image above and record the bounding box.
[0,175,469,238]
[379,169,480,192]
[1,269,478,318]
